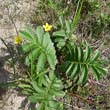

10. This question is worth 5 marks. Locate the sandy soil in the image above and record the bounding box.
[0,0,38,110]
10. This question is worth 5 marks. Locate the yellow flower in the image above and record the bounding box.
[43,23,52,32]
[14,36,22,45]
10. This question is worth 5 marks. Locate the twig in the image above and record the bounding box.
[6,6,18,35]
[68,92,105,109]
[88,79,107,87]
[0,38,16,75]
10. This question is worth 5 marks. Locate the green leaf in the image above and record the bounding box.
[66,63,74,75]
[20,71,64,109]
[84,46,90,61]
[18,84,32,88]
[19,30,33,41]
[36,26,44,44]
[45,75,51,84]
[74,46,78,61]
[77,47,83,61]
[92,66,100,80]
[51,90,64,97]
[72,0,83,31]
[47,53,57,70]
[64,44,106,86]
[71,64,80,78]
[78,65,88,84]
[37,53,46,72]
[91,50,100,62]
[22,26,57,70]
[49,71,55,81]
[59,16,65,27]
[31,81,44,93]
[19,27,36,42]
[53,30,66,37]
[22,43,36,52]
[25,48,40,64]
[96,66,107,76]
[55,37,66,48]
[65,20,71,33]
[28,96,38,103]
[28,95,43,103]
[42,33,52,49]
[48,101,57,109]
[22,89,32,95]
[52,83,62,88]
[54,37,65,42]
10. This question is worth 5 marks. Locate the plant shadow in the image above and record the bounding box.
[0,55,12,99]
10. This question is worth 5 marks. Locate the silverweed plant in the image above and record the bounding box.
[16,20,107,110]
[11,0,108,110]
